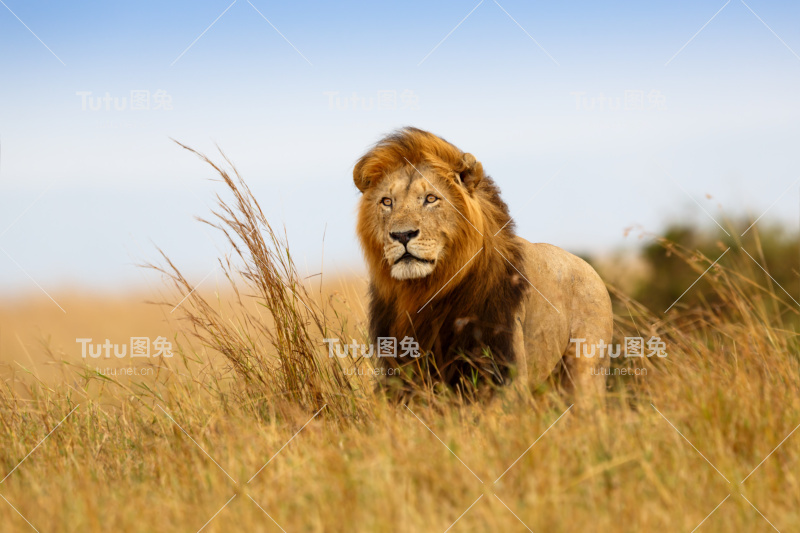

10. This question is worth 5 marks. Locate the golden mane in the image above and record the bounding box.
[354,127,476,193]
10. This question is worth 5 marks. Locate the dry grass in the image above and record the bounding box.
[1,151,799,532]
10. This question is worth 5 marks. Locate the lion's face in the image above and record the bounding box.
[354,128,490,290]
[367,166,462,280]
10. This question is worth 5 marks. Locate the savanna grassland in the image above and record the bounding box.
[1,153,798,532]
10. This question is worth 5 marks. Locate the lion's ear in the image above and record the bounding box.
[353,157,372,193]
[457,153,483,192]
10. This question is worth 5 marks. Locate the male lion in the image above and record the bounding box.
[354,127,612,402]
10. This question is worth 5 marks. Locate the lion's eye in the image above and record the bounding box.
[381,197,392,207]
[425,194,438,204]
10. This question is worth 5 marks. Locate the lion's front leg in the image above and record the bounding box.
[511,309,529,383]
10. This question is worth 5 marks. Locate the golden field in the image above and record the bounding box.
[1,157,798,532]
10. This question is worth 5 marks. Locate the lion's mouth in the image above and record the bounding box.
[395,252,434,265]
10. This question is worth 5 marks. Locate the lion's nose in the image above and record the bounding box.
[390,230,419,246]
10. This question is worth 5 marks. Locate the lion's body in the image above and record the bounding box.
[353,127,612,401]
[512,240,612,399]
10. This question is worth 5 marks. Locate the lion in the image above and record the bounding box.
[354,127,613,403]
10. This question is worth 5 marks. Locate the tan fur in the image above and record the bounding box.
[354,127,612,403]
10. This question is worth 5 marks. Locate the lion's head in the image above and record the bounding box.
[353,128,529,387]
[354,128,506,285]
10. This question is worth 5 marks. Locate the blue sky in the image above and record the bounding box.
[1,0,799,294]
